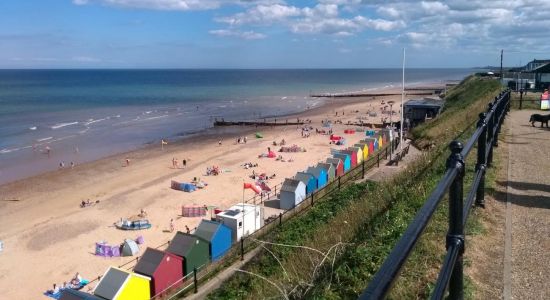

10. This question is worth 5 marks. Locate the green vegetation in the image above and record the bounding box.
[509,92,541,110]
[207,76,502,300]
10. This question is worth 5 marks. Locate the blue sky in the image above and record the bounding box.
[1,0,548,68]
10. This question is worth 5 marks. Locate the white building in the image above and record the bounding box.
[216,203,264,242]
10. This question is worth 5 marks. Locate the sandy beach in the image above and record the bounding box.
[0,90,433,298]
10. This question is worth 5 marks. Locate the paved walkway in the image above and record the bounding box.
[502,110,550,300]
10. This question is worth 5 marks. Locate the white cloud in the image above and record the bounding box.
[209,29,266,39]
[72,56,101,62]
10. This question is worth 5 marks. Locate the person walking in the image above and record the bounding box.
[169,219,175,233]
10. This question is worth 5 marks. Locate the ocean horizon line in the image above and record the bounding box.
[0,67,475,71]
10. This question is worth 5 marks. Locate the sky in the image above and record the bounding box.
[0,0,548,69]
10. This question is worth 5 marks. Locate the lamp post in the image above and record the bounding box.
[388,101,395,128]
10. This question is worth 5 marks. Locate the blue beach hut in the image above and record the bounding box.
[333,153,351,172]
[306,166,328,188]
[194,220,232,261]
[295,172,317,195]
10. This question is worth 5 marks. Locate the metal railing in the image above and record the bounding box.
[360,89,511,300]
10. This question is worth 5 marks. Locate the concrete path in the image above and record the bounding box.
[502,110,550,300]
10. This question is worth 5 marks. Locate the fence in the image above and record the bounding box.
[162,135,408,299]
[360,89,511,299]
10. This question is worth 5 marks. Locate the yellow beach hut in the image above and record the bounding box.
[347,146,363,164]
[377,134,383,148]
[354,143,369,160]
[94,267,150,300]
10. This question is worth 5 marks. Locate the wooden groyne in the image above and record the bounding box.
[214,119,305,127]
[310,92,435,98]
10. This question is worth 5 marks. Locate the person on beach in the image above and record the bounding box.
[125,157,130,166]
[244,136,247,143]
[185,225,190,234]
[49,283,60,294]
[170,219,175,232]
[45,146,51,157]
[218,140,222,146]
[70,161,75,168]
[183,159,187,168]
[172,158,176,168]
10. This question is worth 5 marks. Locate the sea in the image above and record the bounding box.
[0,69,473,184]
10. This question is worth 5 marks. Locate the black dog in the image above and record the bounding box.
[529,114,550,127]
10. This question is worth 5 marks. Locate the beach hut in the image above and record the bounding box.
[354,143,369,160]
[380,128,393,143]
[133,248,183,298]
[338,150,357,168]
[279,178,306,210]
[60,289,103,300]
[93,267,150,300]
[326,158,344,177]
[295,172,317,195]
[377,134,384,148]
[121,239,139,256]
[166,232,209,277]
[347,146,363,164]
[216,203,264,242]
[317,162,335,182]
[306,166,328,188]
[194,220,232,261]
[364,137,378,151]
[332,153,351,173]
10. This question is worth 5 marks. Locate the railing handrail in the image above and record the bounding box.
[360,89,511,299]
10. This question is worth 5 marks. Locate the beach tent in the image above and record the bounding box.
[134,248,183,297]
[326,158,344,177]
[93,267,150,300]
[329,134,342,141]
[60,289,103,300]
[267,151,276,158]
[306,166,328,188]
[182,183,196,192]
[255,132,263,138]
[338,150,357,168]
[335,138,346,145]
[166,232,209,277]
[332,153,351,172]
[122,239,139,256]
[347,147,363,164]
[354,143,369,160]
[279,178,307,210]
[317,162,336,181]
[366,130,376,136]
[194,220,232,261]
[216,203,264,242]
[344,129,356,134]
[295,172,317,195]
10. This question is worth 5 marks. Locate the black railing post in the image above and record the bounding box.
[476,113,487,208]
[446,141,465,299]
[193,267,198,294]
[486,102,495,167]
[377,153,380,167]
[494,97,502,147]
[519,89,523,110]
[338,176,341,190]
[385,147,388,159]
[240,238,244,261]
[279,212,282,226]
[362,160,365,179]
[311,191,314,206]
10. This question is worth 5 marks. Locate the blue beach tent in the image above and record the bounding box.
[182,183,196,192]
[194,220,232,261]
[333,153,352,172]
[295,172,318,195]
[306,166,328,188]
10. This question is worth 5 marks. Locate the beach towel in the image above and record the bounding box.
[43,280,89,299]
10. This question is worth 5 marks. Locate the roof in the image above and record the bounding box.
[167,232,203,257]
[333,153,350,161]
[194,220,222,242]
[317,162,334,171]
[306,166,325,178]
[281,178,303,192]
[94,267,129,299]
[218,203,259,219]
[60,289,103,300]
[134,248,166,276]
[295,172,314,185]
[404,98,444,108]
[326,157,342,165]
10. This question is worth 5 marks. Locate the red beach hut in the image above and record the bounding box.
[326,158,344,177]
[134,248,184,298]
[339,150,357,168]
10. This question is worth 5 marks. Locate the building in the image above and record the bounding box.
[306,166,328,188]
[295,172,318,195]
[166,232,210,277]
[332,153,351,172]
[279,178,307,210]
[133,248,184,297]
[216,203,264,242]
[316,162,336,181]
[93,267,150,300]
[404,98,444,127]
[194,220,233,261]
[325,158,344,177]
[59,289,103,300]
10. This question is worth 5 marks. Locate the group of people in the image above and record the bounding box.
[171,157,187,169]
[242,162,258,169]
[58,161,75,169]
[48,273,83,295]
[206,165,220,176]
[236,136,248,144]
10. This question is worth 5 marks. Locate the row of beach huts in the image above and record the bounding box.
[58,129,394,300]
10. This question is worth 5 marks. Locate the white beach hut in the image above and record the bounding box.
[279,178,307,210]
[216,203,264,242]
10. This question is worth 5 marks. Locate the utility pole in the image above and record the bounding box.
[500,49,504,87]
